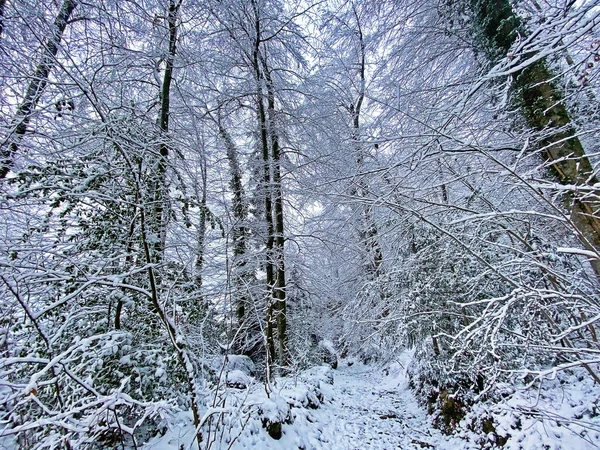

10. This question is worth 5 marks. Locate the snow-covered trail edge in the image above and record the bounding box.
[147,358,473,450]
[288,361,472,450]
[145,355,600,450]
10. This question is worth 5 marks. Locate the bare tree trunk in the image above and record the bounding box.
[262,64,289,372]
[0,0,78,179]
[192,160,208,322]
[252,33,276,378]
[350,7,385,284]
[150,0,180,261]
[256,88,277,373]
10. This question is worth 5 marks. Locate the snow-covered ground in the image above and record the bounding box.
[146,356,600,450]
[146,358,473,449]
[2,354,597,449]
[285,361,473,450]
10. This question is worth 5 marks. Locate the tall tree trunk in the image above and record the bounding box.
[0,0,78,179]
[252,8,276,378]
[262,63,288,371]
[258,84,277,377]
[150,0,180,261]
[195,179,207,287]
[190,160,208,323]
[217,114,261,359]
[351,7,385,283]
[470,0,600,277]
[250,0,288,376]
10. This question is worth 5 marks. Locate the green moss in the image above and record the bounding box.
[482,418,509,447]
[439,390,465,432]
[516,61,593,183]
[482,418,495,434]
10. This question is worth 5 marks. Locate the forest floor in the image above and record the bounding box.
[148,358,473,450]
[279,361,472,450]
[148,355,600,450]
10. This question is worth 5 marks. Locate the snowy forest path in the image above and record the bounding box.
[149,360,476,450]
[296,361,472,450]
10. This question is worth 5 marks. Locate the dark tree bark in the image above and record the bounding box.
[149,0,181,261]
[350,7,385,283]
[251,0,275,378]
[253,55,277,377]
[192,159,208,321]
[250,0,288,376]
[262,63,289,372]
[0,0,78,179]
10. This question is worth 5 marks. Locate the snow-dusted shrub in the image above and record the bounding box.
[455,368,600,448]
[212,354,256,377]
[0,322,181,448]
[0,117,210,448]
[257,393,293,439]
[408,340,474,433]
[300,365,335,387]
[404,219,600,435]
[225,370,253,389]
[281,383,323,409]
[315,340,338,369]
